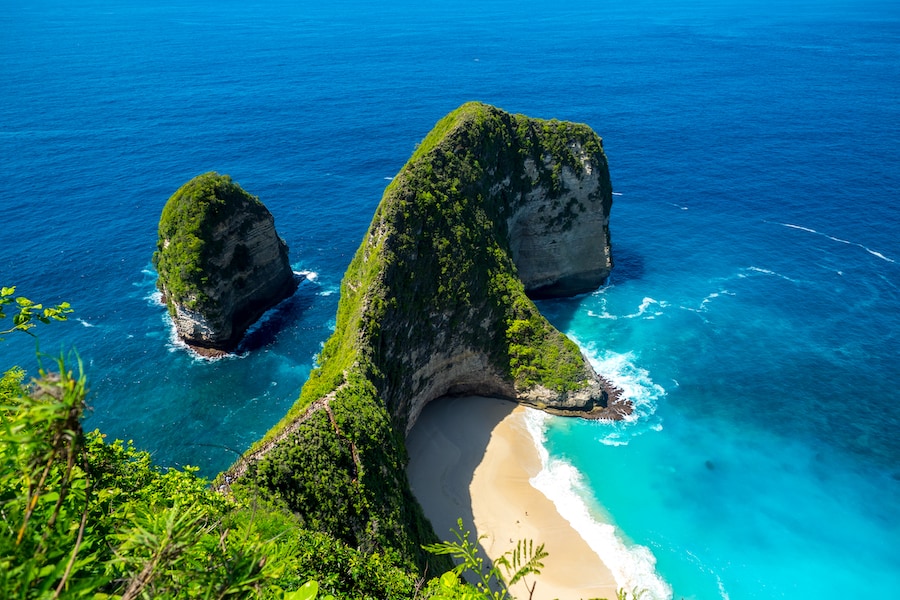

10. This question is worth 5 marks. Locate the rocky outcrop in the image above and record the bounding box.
[358,101,626,431]
[227,103,630,570]
[508,141,613,298]
[153,172,297,356]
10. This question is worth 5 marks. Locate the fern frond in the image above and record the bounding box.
[503,539,548,587]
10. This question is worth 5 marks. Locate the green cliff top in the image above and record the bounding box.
[153,171,268,314]
[272,101,610,436]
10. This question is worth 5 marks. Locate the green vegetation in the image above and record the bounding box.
[241,371,450,577]
[2,103,617,599]
[260,101,606,440]
[422,521,648,600]
[423,519,547,600]
[0,286,72,339]
[152,172,269,315]
[0,362,423,598]
[0,292,423,599]
[239,103,610,586]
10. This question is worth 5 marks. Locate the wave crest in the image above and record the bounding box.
[524,410,673,599]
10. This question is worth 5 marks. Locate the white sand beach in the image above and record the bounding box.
[406,396,619,600]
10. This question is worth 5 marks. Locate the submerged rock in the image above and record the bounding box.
[153,172,297,355]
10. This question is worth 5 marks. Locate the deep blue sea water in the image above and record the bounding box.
[3,1,899,598]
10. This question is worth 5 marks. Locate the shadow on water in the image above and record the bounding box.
[533,244,645,334]
[610,244,645,284]
[238,274,318,353]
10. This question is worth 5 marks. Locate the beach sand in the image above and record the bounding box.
[406,396,619,600]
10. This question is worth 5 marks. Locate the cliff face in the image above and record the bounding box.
[230,104,628,571]
[510,149,613,298]
[350,101,625,431]
[153,172,297,355]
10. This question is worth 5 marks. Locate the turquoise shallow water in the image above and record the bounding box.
[2,1,899,597]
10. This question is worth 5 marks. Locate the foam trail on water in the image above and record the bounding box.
[626,297,668,319]
[587,296,668,321]
[572,343,666,444]
[293,269,319,282]
[773,221,896,263]
[524,409,673,600]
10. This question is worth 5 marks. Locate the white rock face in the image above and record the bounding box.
[402,348,514,434]
[507,147,613,298]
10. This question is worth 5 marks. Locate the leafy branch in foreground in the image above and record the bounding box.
[0,286,72,339]
[423,518,547,600]
[423,519,654,600]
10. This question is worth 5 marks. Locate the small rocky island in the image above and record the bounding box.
[152,172,297,356]
[225,102,631,571]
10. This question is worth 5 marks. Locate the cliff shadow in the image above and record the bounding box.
[237,274,317,353]
[533,245,645,334]
[609,244,645,283]
[405,396,516,587]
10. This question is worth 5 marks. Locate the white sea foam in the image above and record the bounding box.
[582,346,666,426]
[744,266,799,283]
[294,269,319,282]
[612,192,623,196]
[698,290,735,311]
[717,576,731,600]
[161,311,238,362]
[587,297,668,320]
[585,296,618,320]
[772,221,896,263]
[683,548,731,600]
[625,297,668,319]
[587,308,618,320]
[523,410,673,600]
[77,318,96,328]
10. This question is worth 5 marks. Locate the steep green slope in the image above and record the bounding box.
[229,102,628,576]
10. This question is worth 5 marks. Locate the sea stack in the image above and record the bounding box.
[363,101,624,429]
[226,103,627,569]
[153,172,297,356]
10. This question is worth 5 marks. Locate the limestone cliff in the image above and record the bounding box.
[317,101,626,432]
[153,172,297,355]
[227,103,629,571]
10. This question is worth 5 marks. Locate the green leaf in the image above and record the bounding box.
[285,580,319,600]
[440,571,458,589]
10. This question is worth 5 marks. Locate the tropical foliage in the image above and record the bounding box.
[0,291,420,599]
[423,519,547,600]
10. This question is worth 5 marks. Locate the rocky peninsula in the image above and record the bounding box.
[153,172,297,356]
[227,102,630,572]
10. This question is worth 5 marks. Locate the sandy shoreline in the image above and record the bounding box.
[406,396,619,600]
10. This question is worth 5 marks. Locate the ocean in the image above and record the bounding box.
[2,1,899,598]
